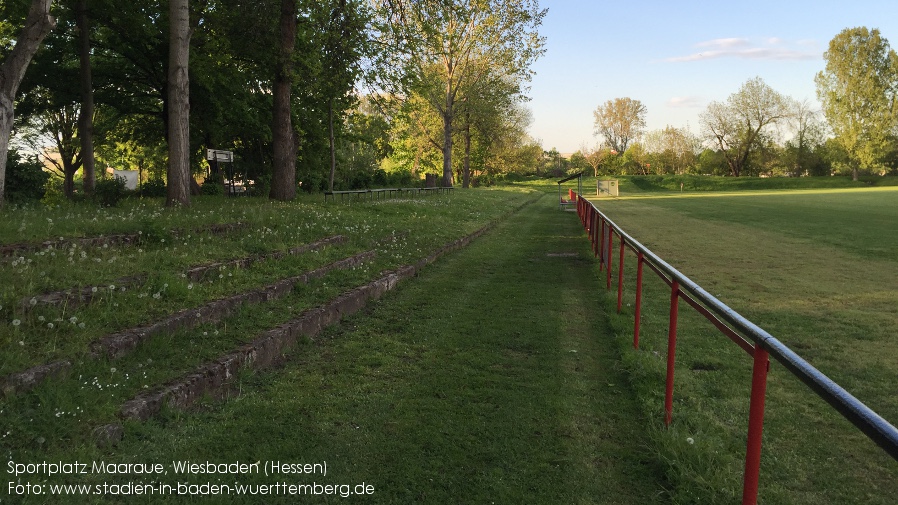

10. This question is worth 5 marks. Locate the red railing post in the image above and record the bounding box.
[742,347,770,505]
[606,227,614,290]
[589,207,596,246]
[617,236,626,313]
[634,252,644,349]
[665,280,680,426]
[599,219,606,270]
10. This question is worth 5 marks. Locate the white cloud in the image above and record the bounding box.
[664,37,820,62]
[696,38,750,49]
[667,96,704,108]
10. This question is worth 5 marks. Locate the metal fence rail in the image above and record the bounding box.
[575,194,898,505]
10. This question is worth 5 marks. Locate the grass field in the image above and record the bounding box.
[586,183,898,503]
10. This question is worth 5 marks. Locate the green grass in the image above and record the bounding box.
[6,179,895,504]
[588,186,898,504]
[613,174,898,194]
[0,192,665,504]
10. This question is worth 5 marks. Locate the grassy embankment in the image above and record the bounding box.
[1,189,665,503]
[586,180,898,504]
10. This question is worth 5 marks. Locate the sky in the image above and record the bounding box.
[526,0,898,154]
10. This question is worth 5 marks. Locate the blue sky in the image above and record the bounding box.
[526,0,898,153]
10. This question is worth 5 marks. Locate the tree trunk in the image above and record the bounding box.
[166,0,191,207]
[441,91,454,187]
[462,121,471,188]
[76,0,95,195]
[270,0,297,201]
[412,144,421,177]
[0,0,55,207]
[328,99,336,192]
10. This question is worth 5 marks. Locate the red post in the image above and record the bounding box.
[591,213,597,256]
[742,347,770,505]
[606,228,614,290]
[634,253,644,349]
[580,198,586,225]
[617,236,626,313]
[599,219,606,270]
[664,281,680,426]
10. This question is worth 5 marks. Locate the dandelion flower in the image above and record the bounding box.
[686,437,694,445]
[109,284,115,290]
[47,323,54,329]
[78,322,85,329]
[38,316,45,322]
[91,286,98,293]
[12,319,21,327]
[29,298,37,306]
[69,316,78,324]
[188,283,194,290]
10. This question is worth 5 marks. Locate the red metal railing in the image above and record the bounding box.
[576,194,898,505]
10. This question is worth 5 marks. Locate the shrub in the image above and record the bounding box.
[387,170,418,188]
[3,150,49,204]
[139,178,167,198]
[41,177,66,207]
[94,176,130,207]
[201,178,224,196]
[372,169,388,187]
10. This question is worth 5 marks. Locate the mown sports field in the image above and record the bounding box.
[587,178,898,503]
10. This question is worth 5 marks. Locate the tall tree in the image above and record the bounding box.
[581,142,613,177]
[0,0,55,206]
[75,0,95,194]
[166,0,191,206]
[455,66,521,187]
[269,0,297,201]
[699,77,789,177]
[642,126,698,175]
[18,100,83,195]
[321,0,370,192]
[785,98,827,176]
[815,27,898,180]
[593,97,646,154]
[373,0,546,187]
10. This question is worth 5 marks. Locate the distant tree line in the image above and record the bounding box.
[572,27,898,180]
